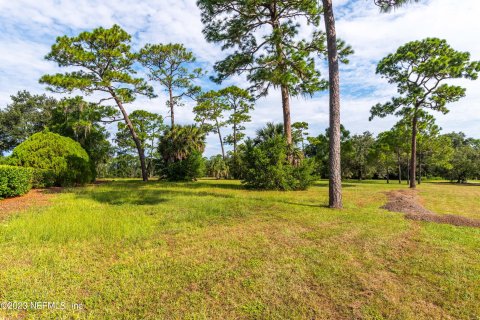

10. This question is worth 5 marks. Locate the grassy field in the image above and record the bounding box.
[0,179,479,319]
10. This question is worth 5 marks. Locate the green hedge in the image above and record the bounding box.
[0,165,33,199]
[7,132,94,187]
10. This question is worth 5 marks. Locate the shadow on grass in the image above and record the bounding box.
[278,201,329,208]
[74,188,234,206]
[428,181,480,187]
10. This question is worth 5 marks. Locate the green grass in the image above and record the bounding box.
[0,179,479,319]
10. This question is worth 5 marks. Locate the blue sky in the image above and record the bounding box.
[0,0,479,156]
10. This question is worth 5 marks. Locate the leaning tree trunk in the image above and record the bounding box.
[110,89,148,182]
[323,0,343,209]
[410,111,418,189]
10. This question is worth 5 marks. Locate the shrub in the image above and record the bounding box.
[206,155,229,179]
[158,125,206,181]
[0,165,32,199]
[30,169,57,188]
[162,151,205,181]
[241,136,315,190]
[7,132,93,187]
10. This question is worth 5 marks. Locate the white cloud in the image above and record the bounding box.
[0,0,479,156]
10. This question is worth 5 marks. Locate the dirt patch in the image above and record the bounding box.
[383,190,480,228]
[0,188,61,219]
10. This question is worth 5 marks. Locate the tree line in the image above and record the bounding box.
[1,0,479,206]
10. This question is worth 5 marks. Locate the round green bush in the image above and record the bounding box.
[0,165,32,199]
[8,132,93,186]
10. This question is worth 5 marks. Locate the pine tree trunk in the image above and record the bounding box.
[407,158,410,185]
[216,119,225,160]
[397,152,402,184]
[418,162,422,185]
[270,6,293,147]
[109,88,148,182]
[233,122,238,177]
[323,0,342,209]
[281,85,292,145]
[410,111,418,189]
[169,87,175,128]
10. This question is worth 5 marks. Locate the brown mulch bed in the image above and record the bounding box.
[383,190,480,228]
[0,188,62,220]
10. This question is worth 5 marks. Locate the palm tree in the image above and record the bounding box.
[322,0,421,208]
[159,125,206,163]
[254,122,284,144]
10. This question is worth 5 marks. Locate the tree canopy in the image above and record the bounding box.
[370,38,480,188]
[39,25,155,181]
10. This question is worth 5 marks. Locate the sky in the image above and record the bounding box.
[0,0,479,156]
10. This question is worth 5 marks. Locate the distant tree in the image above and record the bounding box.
[305,125,351,179]
[206,155,229,179]
[375,125,410,184]
[193,90,230,160]
[116,110,165,177]
[347,131,375,180]
[137,43,203,128]
[370,38,480,188]
[292,122,309,152]
[0,91,57,154]
[39,25,155,181]
[443,133,480,183]
[48,96,117,176]
[221,86,255,155]
[221,86,255,178]
[371,133,397,183]
[197,0,352,147]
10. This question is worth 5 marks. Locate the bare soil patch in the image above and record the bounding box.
[0,188,61,219]
[383,190,480,228]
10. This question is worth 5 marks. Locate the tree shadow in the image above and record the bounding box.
[313,181,357,188]
[277,201,330,208]
[176,181,244,190]
[74,188,234,206]
[429,182,480,187]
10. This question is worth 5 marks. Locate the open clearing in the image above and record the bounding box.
[0,180,479,319]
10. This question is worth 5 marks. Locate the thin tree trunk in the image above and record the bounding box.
[323,0,342,209]
[410,111,418,189]
[233,121,238,177]
[280,85,292,146]
[386,167,390,184]
[418,162,422,185]
[407,158,410,185]
[233,122,237,155]
[109,88,148,182]
[169,87,175,128]
[397,153,402,184]
[216,119,225,160]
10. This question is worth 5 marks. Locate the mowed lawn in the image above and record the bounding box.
[0,180,479,319]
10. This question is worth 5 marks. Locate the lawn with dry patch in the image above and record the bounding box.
[0,179,479,319]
